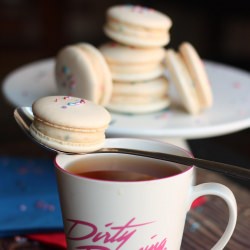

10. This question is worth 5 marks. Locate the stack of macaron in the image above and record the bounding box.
[100,5,173,114]
[54,4,213,116]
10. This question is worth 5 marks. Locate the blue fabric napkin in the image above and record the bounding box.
[0,156,63,237]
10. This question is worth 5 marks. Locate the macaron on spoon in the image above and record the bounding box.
[28,96,111,153]
[13,103,250,180]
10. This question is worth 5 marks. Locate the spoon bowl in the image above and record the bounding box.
[14,107,250,180]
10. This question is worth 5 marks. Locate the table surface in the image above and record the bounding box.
[0,88,250,250]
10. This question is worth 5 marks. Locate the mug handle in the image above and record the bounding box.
[189,183,237,250]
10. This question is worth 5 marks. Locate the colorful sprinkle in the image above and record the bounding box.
[155,111,169,120]
[19,204,27,212]
[130,5,154,13]
[67,74,73,80]
[64,135,70,141]
[67,99,85,106]
[62,65,70,74]
[15,236,27,243]
[21,90,29,97]
[233,82,241,89]
[59,66,78,90]
[189,222,200,232]
[18,166,28,175]
[69,80,76,89]
[35,200,55,212]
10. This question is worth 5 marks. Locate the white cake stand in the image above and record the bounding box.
[2,58,250,149]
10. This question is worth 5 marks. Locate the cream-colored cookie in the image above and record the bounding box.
[30,96,111,153]
[99,42,165,81]
[179,42,212,108]
[55,43,112,106]
[165,43,212,114]
[107,76,170,114]
[104,5,172,48]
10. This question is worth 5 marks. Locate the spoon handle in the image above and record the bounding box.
[99,148,250,180]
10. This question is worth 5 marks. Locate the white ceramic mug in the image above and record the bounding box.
[55,138,237,250]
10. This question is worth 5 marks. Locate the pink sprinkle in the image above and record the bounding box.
[21,90,28,97]
[80,99,85,103]
[155,112,168,119]
[35,200,45,209]
[233,82,241,89]
[133,6,142,12]
[48,205,55,212]
[69,81,76,88]
[239,109,246,116]
[15,236,27,243]
[35,200,55,211]
[18,166,28,175]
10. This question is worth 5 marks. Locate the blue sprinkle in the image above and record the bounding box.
[189,222,200,232]
[62,65,70,74]
[19,204,27,212]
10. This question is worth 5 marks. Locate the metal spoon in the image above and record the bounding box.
[14,107,250,180]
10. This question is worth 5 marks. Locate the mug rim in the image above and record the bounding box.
[54,138,194,184]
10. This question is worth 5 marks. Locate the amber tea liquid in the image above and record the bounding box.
[65,154,183,182]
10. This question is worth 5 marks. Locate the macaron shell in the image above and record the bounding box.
[112,77,169,95]
[99,43,166,64]
[30,96,111,153]
[55,45,99,102]
[32,96,111,129]
[106,5,172,29]
[104,5,172,47]
[104,25,170,48]
[99,42,165,81]
[30,124,106,153]
[179,42,213,108]
[107,98,170,114]
[107,77,170,114]
[165,49,200,115]
[55,44,112,106]
[111,65,164,82]
[77,43,113,106]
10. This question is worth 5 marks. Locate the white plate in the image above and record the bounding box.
[2,58,250,139]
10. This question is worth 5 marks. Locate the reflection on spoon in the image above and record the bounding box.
[14,107,250,180]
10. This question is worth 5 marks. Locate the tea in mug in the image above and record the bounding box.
[66,154,183,182]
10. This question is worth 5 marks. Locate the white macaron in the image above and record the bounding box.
[107,76,170,114]
[165,42,213,115]
[99,42,165,82]
[55,43,113,106]
[30,96,111,153]
[104,5,172,48]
